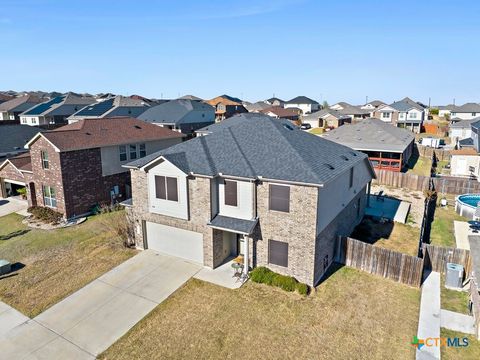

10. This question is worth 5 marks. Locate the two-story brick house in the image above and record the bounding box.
[0,117,184,218]
[125,114,375,286]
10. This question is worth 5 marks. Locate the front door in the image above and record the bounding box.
[29,182,37,206]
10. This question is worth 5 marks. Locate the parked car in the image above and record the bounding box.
[300,123,311,130]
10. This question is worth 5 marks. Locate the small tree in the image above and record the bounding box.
[322,100,329,110]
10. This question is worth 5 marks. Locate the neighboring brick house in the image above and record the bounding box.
[206,95,248,121]
[0,117,184,218]
[302,109,352,129]
[124,114,375,286]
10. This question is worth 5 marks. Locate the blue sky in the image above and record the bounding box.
[0,0,479,105]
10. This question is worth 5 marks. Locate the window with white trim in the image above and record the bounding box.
[130,144,137,160]
[43,185,57,207]
[382,112,390,119]
[41,150,49,169]
[155,175,178,202]
[119,145,127,162]
[139,143,146,158]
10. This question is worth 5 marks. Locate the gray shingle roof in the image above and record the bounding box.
[286,96,319,105]
[450,118,480,129]
[322,118,415,153]
[389,97,424,112]
[208,215,258,234]
[127,114,371,186]
[138,99,215,125]
[459,137,474,147]
[0,125,42,156]
[454,103,480,113]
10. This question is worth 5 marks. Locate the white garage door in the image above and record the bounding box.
[145,222,204,264]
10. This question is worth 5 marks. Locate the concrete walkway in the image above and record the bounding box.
[440,309,475,335]
[454,221,471,250]
[0,301,29,338]
[0,197,28,218]
[0,251,202,359]
[416,272,441,360]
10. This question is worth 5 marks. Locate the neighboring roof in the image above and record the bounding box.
[286,96,319,105]
[0,125,43,156]
[322,118,415,153]
[260,106,299,118]
[453,103,480,113]
[459,137,474,147]
[337,104,371,116]
[366,100,385,107]
[470,119,480,130]
[437,104,457,111]
[177,94,203,101]
[332,102,352,108]
[206,95,242,106]
[303,109,349,121]
[0,93,14,103]
[265,97,285,104]
[450,148,478,156]
[243,101,271,112]
[450,118,480,129]
[21,93,95,116]
[26,117,184,152]
[389,97,424,112]
[0,152,32,172]
[208,215,258,235]
[138,99,215,125]
[0,95,43,112]
[127,114,373,186]
[68,96,149,119]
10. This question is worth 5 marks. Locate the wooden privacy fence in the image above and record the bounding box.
[422,244,472,275]
[373,169,480,195]
[417,145,450,161]
[336,237,424,287]
[470,279,480,340]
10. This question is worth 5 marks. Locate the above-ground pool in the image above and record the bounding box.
[455,194,480,219]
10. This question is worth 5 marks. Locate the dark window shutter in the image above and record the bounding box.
[166,177,178,202]
[224,180,238,206]
[269,184,290,212]
[155,176,166,199]
[268,240,288,267]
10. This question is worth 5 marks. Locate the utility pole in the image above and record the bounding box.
[453,98,456,105]
[366,95,368,105]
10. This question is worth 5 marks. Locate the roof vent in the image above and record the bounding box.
[350,151,358,157]
[283,123,295,131]
[134,125,142,129]
[341,155,349,161]
[85,132,91,135]
[324,163,335,170]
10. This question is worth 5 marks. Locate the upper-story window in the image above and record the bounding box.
[399,113,405,119]
[409,112,418,119]
[41,150,49,169]
[382,112,390,119]
[130,144,137,160]
[42,185,57,208]
[139,143,146,158]
[155,175,178,202]
[224,180,238,207]
[269,184,290,213]
[119,145,127,161]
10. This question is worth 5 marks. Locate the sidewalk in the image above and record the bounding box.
[416,272,440,360]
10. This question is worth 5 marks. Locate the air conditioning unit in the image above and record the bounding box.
[445,263,464,290]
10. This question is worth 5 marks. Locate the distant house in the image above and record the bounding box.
[265,97,285,107]
[243,101,271,113]
[19,93,95,127]
[450,148,480,179]
[438,104,456,117]
[450,103,480,120]
[449,118,479,143]
[138,99,215,136]
[330,102,371,119]
[0,118,184,218]
[373,97,425,133]
[67,96,150,124]
[284,96,320,115]
[260,106,300,121]
[0,95,44,122]
[124,114,374,286]
[177,94,203,101]
[302,109,351,129]
[0,93,14,104]
[0,125,42,159]
[360,100,386,111]
[206,95,248,121]
[322,118,415,172]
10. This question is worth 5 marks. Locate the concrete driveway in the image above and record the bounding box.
[0,250,201,359]
[0,197,28,218]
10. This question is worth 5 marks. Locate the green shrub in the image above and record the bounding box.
[250,267,274,284]
[271,274,298,292]
[430,108,439,115]
[27,206,63,224]
[296,282,309,295]
[16,187,27,199]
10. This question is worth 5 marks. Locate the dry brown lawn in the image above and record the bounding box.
[0,211,136,317]
[100,266,420,360]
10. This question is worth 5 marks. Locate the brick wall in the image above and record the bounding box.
[254,182,318,285]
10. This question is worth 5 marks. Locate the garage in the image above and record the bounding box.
[0,178,26,198]
[145,222,204,264]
